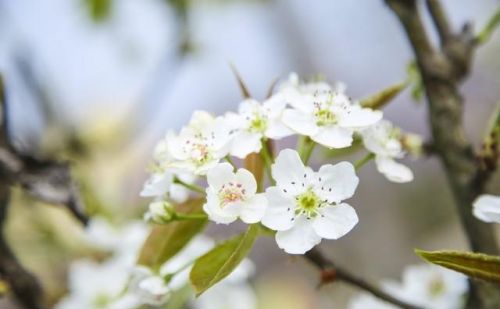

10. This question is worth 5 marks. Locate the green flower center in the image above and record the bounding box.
[315,108,337,126]
[249,115,268,133]
[296,188,321,218]
[428,276,445,298]
[190,143,212,165]
[93,293,111,308]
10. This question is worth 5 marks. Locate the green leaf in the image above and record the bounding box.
[360,82,407,110]
[137,198,207,269]
[190,224,259,296]
[84,0,112,22]
[415,249,500,283]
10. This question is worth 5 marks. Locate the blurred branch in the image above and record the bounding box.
[385,0,500,307]
[304,248,422,309]
[0,187,44,309]
[0,74,88,307]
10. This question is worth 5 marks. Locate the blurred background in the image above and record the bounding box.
[0,0,499,308]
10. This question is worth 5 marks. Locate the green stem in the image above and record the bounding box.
[172,212,207,221]
[260,140,274,185]
[301,138,316,164]
[173,177,205,194]
[354,153,375,171]
[225,155,237,169]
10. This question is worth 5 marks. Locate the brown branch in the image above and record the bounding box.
[385,0,500,307]
[304,248,423,309]
[0,185,44,309]
[426,0,452,44]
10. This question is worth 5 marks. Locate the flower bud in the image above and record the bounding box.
[144,201,174,224]
[401,133,423,157]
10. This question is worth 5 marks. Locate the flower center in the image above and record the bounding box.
[428,275,445,298]
[249,114,268,133]
[295,188,321,218]
[188,142,212,165]
[315,108,337,126]
[219,183,246,206]
[92,293,111,308]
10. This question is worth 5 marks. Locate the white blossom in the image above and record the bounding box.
[143,200,173,224]
[473,194,500,223]
[128,236,214,306]
[223,95,293,158]
[203,163,267,224]
[141,134,196,203]
[166,111,232,175]
[55,259,138,309]
[280,74,382,149]
[262,149,359,254]
[361,120,413,183]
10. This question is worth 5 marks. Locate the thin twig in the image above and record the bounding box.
[426,0,452,44]
[304,248,423,309]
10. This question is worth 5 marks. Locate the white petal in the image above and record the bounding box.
[338,106,383,128]
[473,194,500,223]
[240,194,267,224]
[263,93,287,117]
[140,173,172,197]
[271,149,309,195]
[315,162,359,203]
[261,187,295,231]
[207,163,235,191]
[238,99,261,115]
[168,183,190,203]
[313,203,358,239]
[375,157,414,183]
[282,109,318,136]
[275,216,321,254]
[166,132,189,161]
[312,126,353,148]
[236,168,257,196]
[230,131,262,159]
[265,120,294,139]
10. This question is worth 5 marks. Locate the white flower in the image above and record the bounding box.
[262,149,359,254]
[55,259,136,309]
[85,218,149,265]
[382,264,467,309]
[281,74,382,149]
[361,120,413,183]
[129,236,214,306]
[223,95,293,158]
[473,194,500,223]
[192,260,257,309]
[167,111,232,175]
[141,137,195,203]
[203,163,267,224]
[143,200,173,223]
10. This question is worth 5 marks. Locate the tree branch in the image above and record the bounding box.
[385,0,500,307]
[426,0,452,44]
[304,248,423,309]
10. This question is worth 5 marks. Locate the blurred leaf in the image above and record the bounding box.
[84,0,112,22]
[164,285,193,309]
[360,82,407,109]
[137,198,207,269]
[245,153,264,190]
[230,64,251,99]
[416,249,500,283]
[407,61,424,102]
[190,224,259,296]
[477,8,500,44]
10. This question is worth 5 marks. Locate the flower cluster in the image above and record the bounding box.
[348,264,467,309]
[141,73,422,255]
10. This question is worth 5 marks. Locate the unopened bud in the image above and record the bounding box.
[144,201,174,224]
[401,133,423,157]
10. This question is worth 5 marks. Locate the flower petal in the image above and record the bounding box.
[271,149,309,195]
[203,191,238,224]
[375,157,413,183]
[140,173,172,197]
[240,194,267,224]
[230,131,262,159]
[275,216,321,254]
[265,120,294,139]
[236,168,257,196]
[473,194,500,223]
[207,163,235,191]
[261,187,295,231]
[282,109,318,136]
[312,126,353,148]
[313,203,358,239]
[315,162,359,202]
[338,105,382,128]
